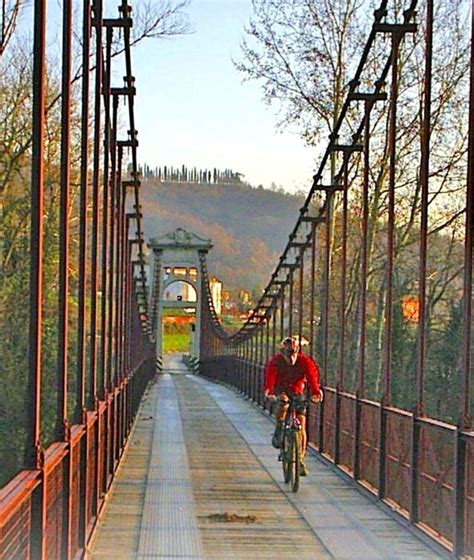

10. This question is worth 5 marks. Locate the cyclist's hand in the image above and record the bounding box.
[264,390,277,401]
[310,390,324,404]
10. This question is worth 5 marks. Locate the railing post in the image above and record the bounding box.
[288,268,294,335]
[297,246,304,342]
[27,0,47,555]
[272,298,277,355]
[309,221,317,358]
[378,401,387,500]
[261,323,266,405]
[31,480,47,560]
[265,313,270,369]
[335,157,349,466]
[250,334,255,400]
[79,410,89,552]
[453,0,474,553]
[411,0,433,526]
[319,189,333,457]
[243,337,247,396]
[353,392,361,480]
[255,327,260,404]
[27,0,46,473]
[318,399,325,455]
[247,339,251,398]
[410,411,420,523]
[76,0,91,546]
[255,330,259,402]
[453,428,467,557]
[354,96,371,481]
[279,284,285,342]
[246,335,251,399]
[55,0,74,555]
[237,341,242,392]
[334,385,341,465]
[90,0,103,408]
[379,26,402,502]
[254,329,260,403]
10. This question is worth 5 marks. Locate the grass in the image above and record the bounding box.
[163,333,190,353]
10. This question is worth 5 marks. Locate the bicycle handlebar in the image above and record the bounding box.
[265,393,323,405]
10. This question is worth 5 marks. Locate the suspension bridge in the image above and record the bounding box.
[0,0,472,559]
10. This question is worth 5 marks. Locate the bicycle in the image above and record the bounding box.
[278,395,308,493]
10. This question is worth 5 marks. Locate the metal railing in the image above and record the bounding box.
[198,1,473,556]
[0,0,155,558]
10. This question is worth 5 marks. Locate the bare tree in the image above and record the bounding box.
[1,0,190,56]
[0,0,191,198]
[241,0,470,417]
[235,0,365,146]
[132,0,190,42]
[0,0,26,56]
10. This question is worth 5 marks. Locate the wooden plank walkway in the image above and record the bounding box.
[88,355,447,559]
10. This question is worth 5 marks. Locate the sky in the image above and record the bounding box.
[132,0,318,192]
[15,0,319,193]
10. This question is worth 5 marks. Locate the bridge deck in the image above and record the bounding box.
[89,356,446,559]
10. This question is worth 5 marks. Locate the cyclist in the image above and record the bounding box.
[264,336,323,476]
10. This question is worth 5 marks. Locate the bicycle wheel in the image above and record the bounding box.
[281,429,291,483]
[289,430,301,493]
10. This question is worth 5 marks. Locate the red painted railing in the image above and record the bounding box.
[1,0,155,557]
[198,1,473,556]
[199,356,473,557]
[0,309,155,560]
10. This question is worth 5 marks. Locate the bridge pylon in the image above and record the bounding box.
[149,228,213,369]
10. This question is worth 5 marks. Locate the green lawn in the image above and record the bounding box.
[163,333,190,353]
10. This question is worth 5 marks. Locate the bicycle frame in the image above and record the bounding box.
[279,395,308,492]
[281,394,308,431]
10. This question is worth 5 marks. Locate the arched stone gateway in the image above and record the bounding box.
[148,228,213,368]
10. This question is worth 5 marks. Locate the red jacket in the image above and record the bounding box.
[264,352,321,396]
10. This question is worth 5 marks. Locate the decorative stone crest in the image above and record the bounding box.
[149,228,213,250]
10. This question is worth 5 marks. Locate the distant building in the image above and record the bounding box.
[222,290,230,301]
[163,280,197,302]
[210,276,223,315]
[239,290,250,304]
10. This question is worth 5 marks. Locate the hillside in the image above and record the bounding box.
[140,179,306,293]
